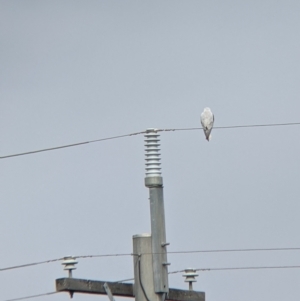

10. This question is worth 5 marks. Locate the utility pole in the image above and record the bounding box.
[133,234,160,301]
[133,128,169,301]
[55,128,205,301]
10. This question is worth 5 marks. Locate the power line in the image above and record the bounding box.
[166,246,300,255]
[169,264,300,274]
[0,253,133,272]
[75,253,133,259]
[132,246,300,256]
[2,247,300,273]
[3,292,57,301]
[0,257,63,272]
[1,122,300,159]
[0,130,146,159]
[158,122,300,132]
[114,277,134,283]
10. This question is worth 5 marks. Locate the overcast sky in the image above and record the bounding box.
[1,1,300,301]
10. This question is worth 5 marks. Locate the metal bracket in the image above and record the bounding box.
[103,282,116,301]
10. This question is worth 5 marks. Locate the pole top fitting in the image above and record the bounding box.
[62,256,78,278]
[183,268,198,290]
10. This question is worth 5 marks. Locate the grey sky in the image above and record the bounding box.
[1,1,300,301]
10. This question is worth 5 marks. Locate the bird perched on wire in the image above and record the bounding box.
[200,107,214,141]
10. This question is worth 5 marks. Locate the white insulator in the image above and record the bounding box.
[182,268,199,282]
[183,268,198,283]
[145,128,161,177]
[62,256,78,277]
[183,268,198,291]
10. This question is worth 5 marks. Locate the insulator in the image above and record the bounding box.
[144,128,161,177]
[62,256,78,277]
[183,268,198,283]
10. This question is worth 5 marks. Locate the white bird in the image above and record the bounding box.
[200,107,214,141]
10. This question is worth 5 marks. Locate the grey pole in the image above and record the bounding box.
[133,234,163,301]
[144,129,169,294]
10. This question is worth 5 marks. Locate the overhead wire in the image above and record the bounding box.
[0,257,63,272]
[166,246,300,255]
[158,122,300,132]
[75,253,133,259]
[2,247,300,273]
[3,291,57,301]
[0,130,146,159]
[168,264,300,274]
[114,277,135,283]
[1,122,300,159]
[0,253,133,272]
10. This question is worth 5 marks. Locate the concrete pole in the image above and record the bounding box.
[133,234,163,301]
[144,129,169,294]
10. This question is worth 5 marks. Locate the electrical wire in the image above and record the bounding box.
[75,253,133,259]
[1,122,300,159]
[0,258,63,272]
[2,247,300,273]
[3,291,57,301]
[0,130,146,159]
[114,277,134,283]
[0,253,132,272]
[166,246,300,255]
[138,256,151,301]
[169,264,300,274]
[131,246,300,256]
[158,122,300,132]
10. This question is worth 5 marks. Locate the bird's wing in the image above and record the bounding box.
[201,111,214,129]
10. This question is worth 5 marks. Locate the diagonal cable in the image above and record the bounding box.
[3,292,57,301]
[0,131,146,159]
